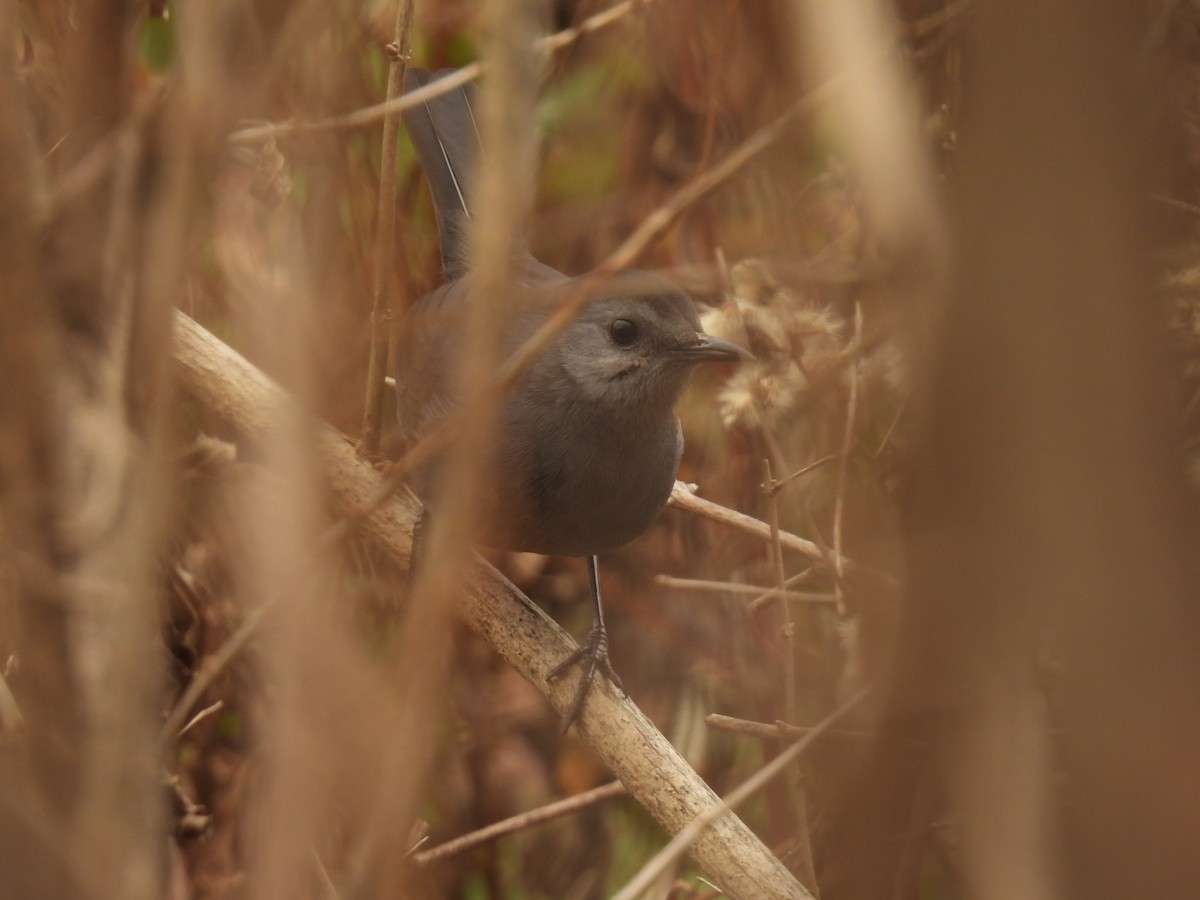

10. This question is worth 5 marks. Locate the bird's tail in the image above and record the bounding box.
[402,69,481,280]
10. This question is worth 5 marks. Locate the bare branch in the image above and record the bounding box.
[669,481,847,569]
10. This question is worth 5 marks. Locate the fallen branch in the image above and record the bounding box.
[171,311,810,900]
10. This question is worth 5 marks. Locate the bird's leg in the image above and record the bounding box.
[548,555,625,728]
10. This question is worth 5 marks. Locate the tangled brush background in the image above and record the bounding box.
[3,1,1200,898]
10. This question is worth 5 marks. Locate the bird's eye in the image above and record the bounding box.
[609,318,639,347]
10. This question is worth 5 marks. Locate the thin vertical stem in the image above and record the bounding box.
[360,0,417,455]
[764,459,797,726]
[832,302,862,615]
[763,459,817,894]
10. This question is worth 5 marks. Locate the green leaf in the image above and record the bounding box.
[139,16,175,73]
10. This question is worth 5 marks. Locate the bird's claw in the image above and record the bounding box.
[548,626,625,730]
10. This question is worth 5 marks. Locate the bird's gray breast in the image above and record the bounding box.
[499,386,683,557]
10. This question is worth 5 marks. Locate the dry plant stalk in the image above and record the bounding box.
[360,0,418,455]
[0,26,84,898]
[173,3,388,894]
[762,457,816,893]
[414,781,628,866]
[823,1,1200,897]
[0,2,179,896]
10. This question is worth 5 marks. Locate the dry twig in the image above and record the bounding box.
[653,574,835,607]
[705,713,871,743]
[669,481,847,569]
[414,781,627,866]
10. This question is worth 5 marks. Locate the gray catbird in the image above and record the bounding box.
[397,68,747,724]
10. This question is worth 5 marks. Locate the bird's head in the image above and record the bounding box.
[552,271,748,413]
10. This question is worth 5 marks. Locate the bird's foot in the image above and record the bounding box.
[548,625,625,730]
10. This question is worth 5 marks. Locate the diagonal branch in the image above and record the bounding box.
[171,311,809,900]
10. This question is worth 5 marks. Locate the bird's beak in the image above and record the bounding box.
[672,333,752,364]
